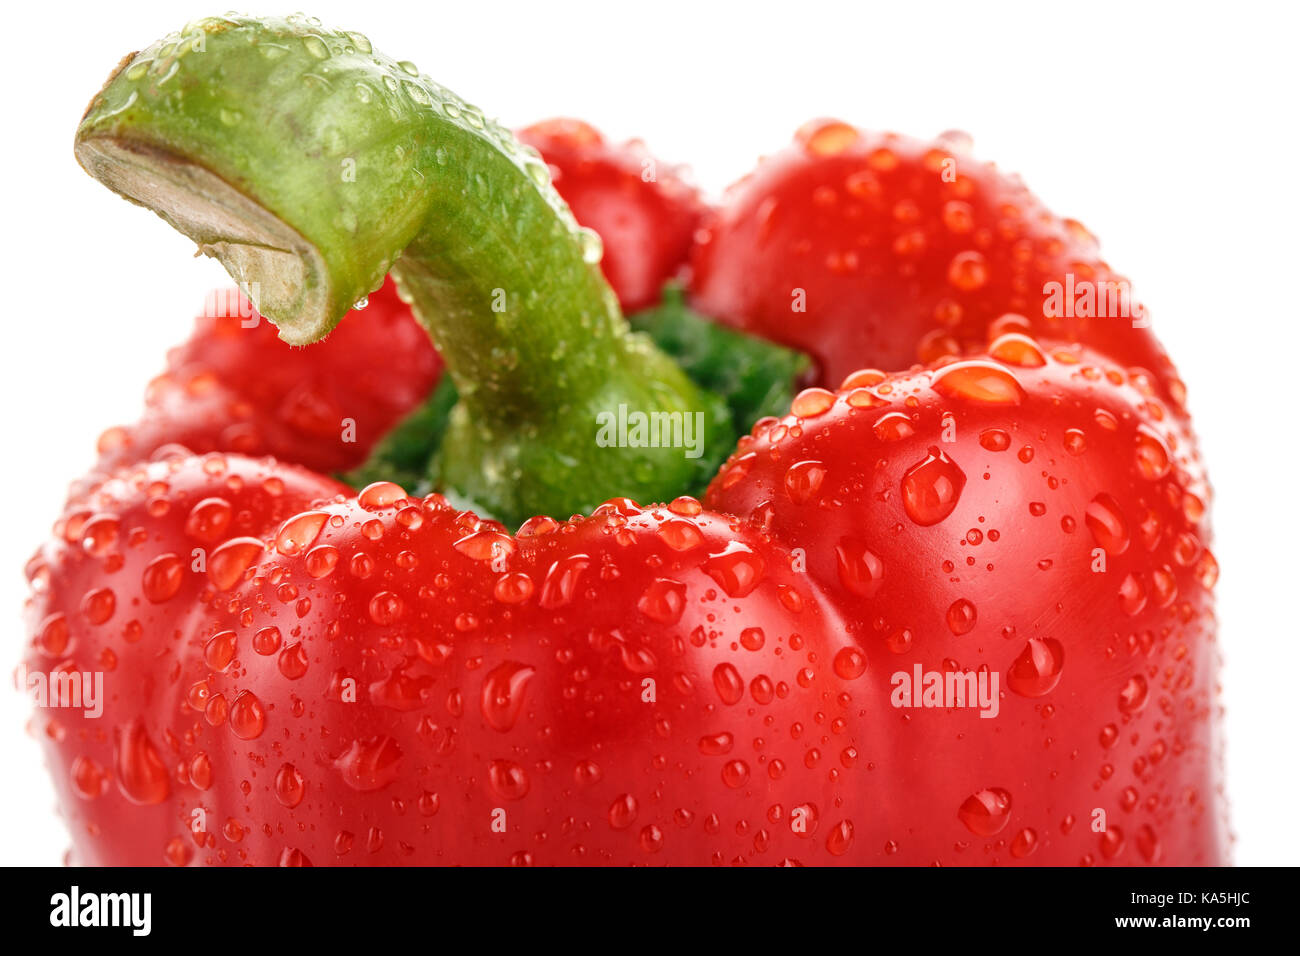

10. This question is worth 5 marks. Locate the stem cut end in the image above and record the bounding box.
[75,136,332,345]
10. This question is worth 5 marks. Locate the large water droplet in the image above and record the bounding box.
[141,553,185,603]
[480,662,535,732]
[902,447,967,526]
[1007,638,1065,697]
[275,763,305,808]
[833,646,867,680]
[784,460,827,505]
[1134,427,1171,481]
[1118,674,1148,714]
[336,736,404,791]
[275,511,328,556]
[703,543,766,598]
[229,690,266,739]
[713,663,745,705]
[834,538,884,598]
[931,361,1025,405]
[184,497,233,543]
[1085,493,1130,556]
[538,553,590,609]
[208,537,264,591]
[637,577,686,624]
[114,720,170,805]
[957,787,1012,836]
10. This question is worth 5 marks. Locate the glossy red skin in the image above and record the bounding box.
[519,119,705,312]
[705,342,1225,865]
[688,121,1186,412]
[92,279,441,479]
[24,462,882,865]
[26,121,1225,866]
[22,455,348,866]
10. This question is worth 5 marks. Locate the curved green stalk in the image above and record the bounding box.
[75,13,727,523]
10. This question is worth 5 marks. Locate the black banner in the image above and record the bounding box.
[4,866,1274,941]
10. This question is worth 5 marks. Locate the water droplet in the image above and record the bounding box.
[1136,824,1161,863]
[578,228,603,264]
[639,824,664,853]
[1118,674,1148,714]
[1118,573,1147,616]
[204,630,237,671]
[826,820,855,855]
[538,553,590,608]
[784,460,827,505]
[305,545,340,578]
[867,147,899,171]
[1007,638,1065,697]
[833,538,884,598]
[980,428,1011,452]
[368,590,405,625]
[1195,549,1219,590]
[275,764,305,808]
[208,537,264,591]
[669,496,703,516]
[114,721,170,805]
[481,662,535,732]
[698,732,734,756]
[81,515,121,556]
[82,587,115,625]
[798,120,860,156]
[1085,493,1130,556]
[358,482,407,510]
[336,736,404,791]
[279,642,309,680]
[957,787,1012,836]
[1099,825,1125,860]
[637,577,686,624]
[703,542,766,598]
[988,332,1046,367]
[657,518,704,551]
[71,756,107,800]
[184,498,232,543]
[947,251,989,291]
[253,625,282,655]
[141,553,185,602]
[833,646,867,680]
[1134,427,1171,480]
[493,572,535,604]
[713,663,745,706]
[1009,827,1038,858]
[902,447,967,525]
[946,598,978,635]
[403,81,430,106]
[608,793,637,829]
[721,759,750,788]
[275,511,328,555]
[229,690,266,739]
[886,627,913,654]
[931,361,1025,405]
[791,388,835,418]
[872,411,916,441]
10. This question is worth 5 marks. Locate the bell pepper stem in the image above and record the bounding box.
[74,13,726,523]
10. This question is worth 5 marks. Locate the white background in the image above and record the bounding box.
[1,0,1295,866]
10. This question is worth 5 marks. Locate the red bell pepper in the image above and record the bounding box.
[690,120,1187,413]
[23,13,1224,866]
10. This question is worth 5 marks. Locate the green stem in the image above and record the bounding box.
[75,13,724,523]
